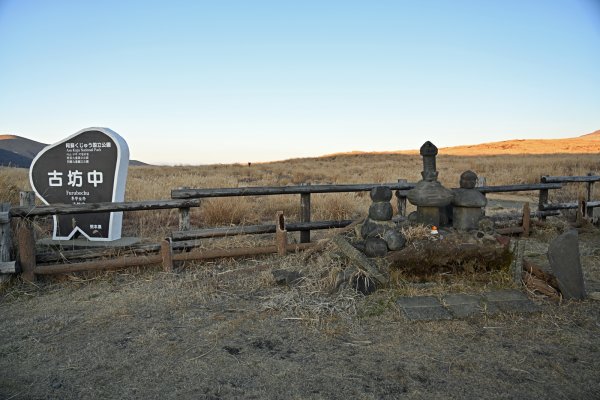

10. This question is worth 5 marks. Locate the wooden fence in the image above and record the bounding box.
[1,174,598,281]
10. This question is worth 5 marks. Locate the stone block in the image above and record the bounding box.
[453,207,484,231]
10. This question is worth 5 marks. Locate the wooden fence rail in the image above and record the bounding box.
[540,173,598,218]
[7,177,597,281]
[9,199,203,218]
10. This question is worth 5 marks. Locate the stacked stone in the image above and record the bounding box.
[452,170,487,231]
[361,186,406,257]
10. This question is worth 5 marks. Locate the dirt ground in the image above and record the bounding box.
[1,224,599,400]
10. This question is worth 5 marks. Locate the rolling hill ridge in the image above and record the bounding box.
[0,134,148,167]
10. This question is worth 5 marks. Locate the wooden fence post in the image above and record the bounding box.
[477,176,487,216]
[20,191,35,208]
[539,176,549,221]
[396,179,408,217]
[275,211,287,256]
[576,197,586,226]
[586,172,594,219]
[0,203,15,282]
[17,192,37,282]
[17,217,36,283]
[522,202,530,237]
[160,238,173,272]
[177,187,191,231]
[300,184,311,243]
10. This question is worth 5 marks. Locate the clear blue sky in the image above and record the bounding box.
[1,0,599,165]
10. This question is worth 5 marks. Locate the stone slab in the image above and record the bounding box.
[483,289,529,303]
[443,294,482,318]
[396,296,452,321]
[396,296,441,308]
[37,237,141,249]
[400,305,453,321]
[548,230,586,300]
[491,300,539,314]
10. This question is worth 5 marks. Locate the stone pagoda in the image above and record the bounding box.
[406,141,453,226]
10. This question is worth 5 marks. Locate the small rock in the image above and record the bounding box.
[365,237,388,257]
[52,381,62,389]
[369,202,393,221]
[384,230,406,251]
[370,186,393,202]
[272,269,303,285]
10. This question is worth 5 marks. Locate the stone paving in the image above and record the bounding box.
[397,289,540,321]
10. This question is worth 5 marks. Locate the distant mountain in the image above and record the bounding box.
[438,129,600,156]
[0,148,35,168]
[0,134,149,167]
[323,129,600,157]
[0,135,46,161]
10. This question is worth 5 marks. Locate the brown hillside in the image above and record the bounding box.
[324,129,600,157]
[439,130,600,156]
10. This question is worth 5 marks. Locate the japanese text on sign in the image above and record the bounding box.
[48,170,104,187]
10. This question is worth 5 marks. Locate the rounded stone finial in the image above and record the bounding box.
[459,170,478,189]
[420,141,438,157]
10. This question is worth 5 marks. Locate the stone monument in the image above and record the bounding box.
[30,127,129,241]
[452,170,487,231]
[406,141,453,226]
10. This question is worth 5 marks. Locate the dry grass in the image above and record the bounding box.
[0,152,598,240]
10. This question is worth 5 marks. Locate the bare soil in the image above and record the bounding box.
[1,226,600,400]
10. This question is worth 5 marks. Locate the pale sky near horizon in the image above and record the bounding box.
[1,0,599,165]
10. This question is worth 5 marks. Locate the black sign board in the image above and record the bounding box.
[30,128,129,241]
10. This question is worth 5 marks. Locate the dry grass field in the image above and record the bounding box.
[1,151,600,399]
[0,152,598,240]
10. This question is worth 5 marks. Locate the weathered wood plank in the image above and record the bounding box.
[171,182,415,199]
[541,175,600,183]
[541,201,600,211]
[10,199,202,218]
[332,235,387,285]
[171,220,354,241]
[35,254,163,275]
[36,243,161,263]
[477,183,562,194]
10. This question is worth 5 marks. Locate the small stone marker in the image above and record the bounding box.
[30,128,129,241]
[547,230,586,300]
